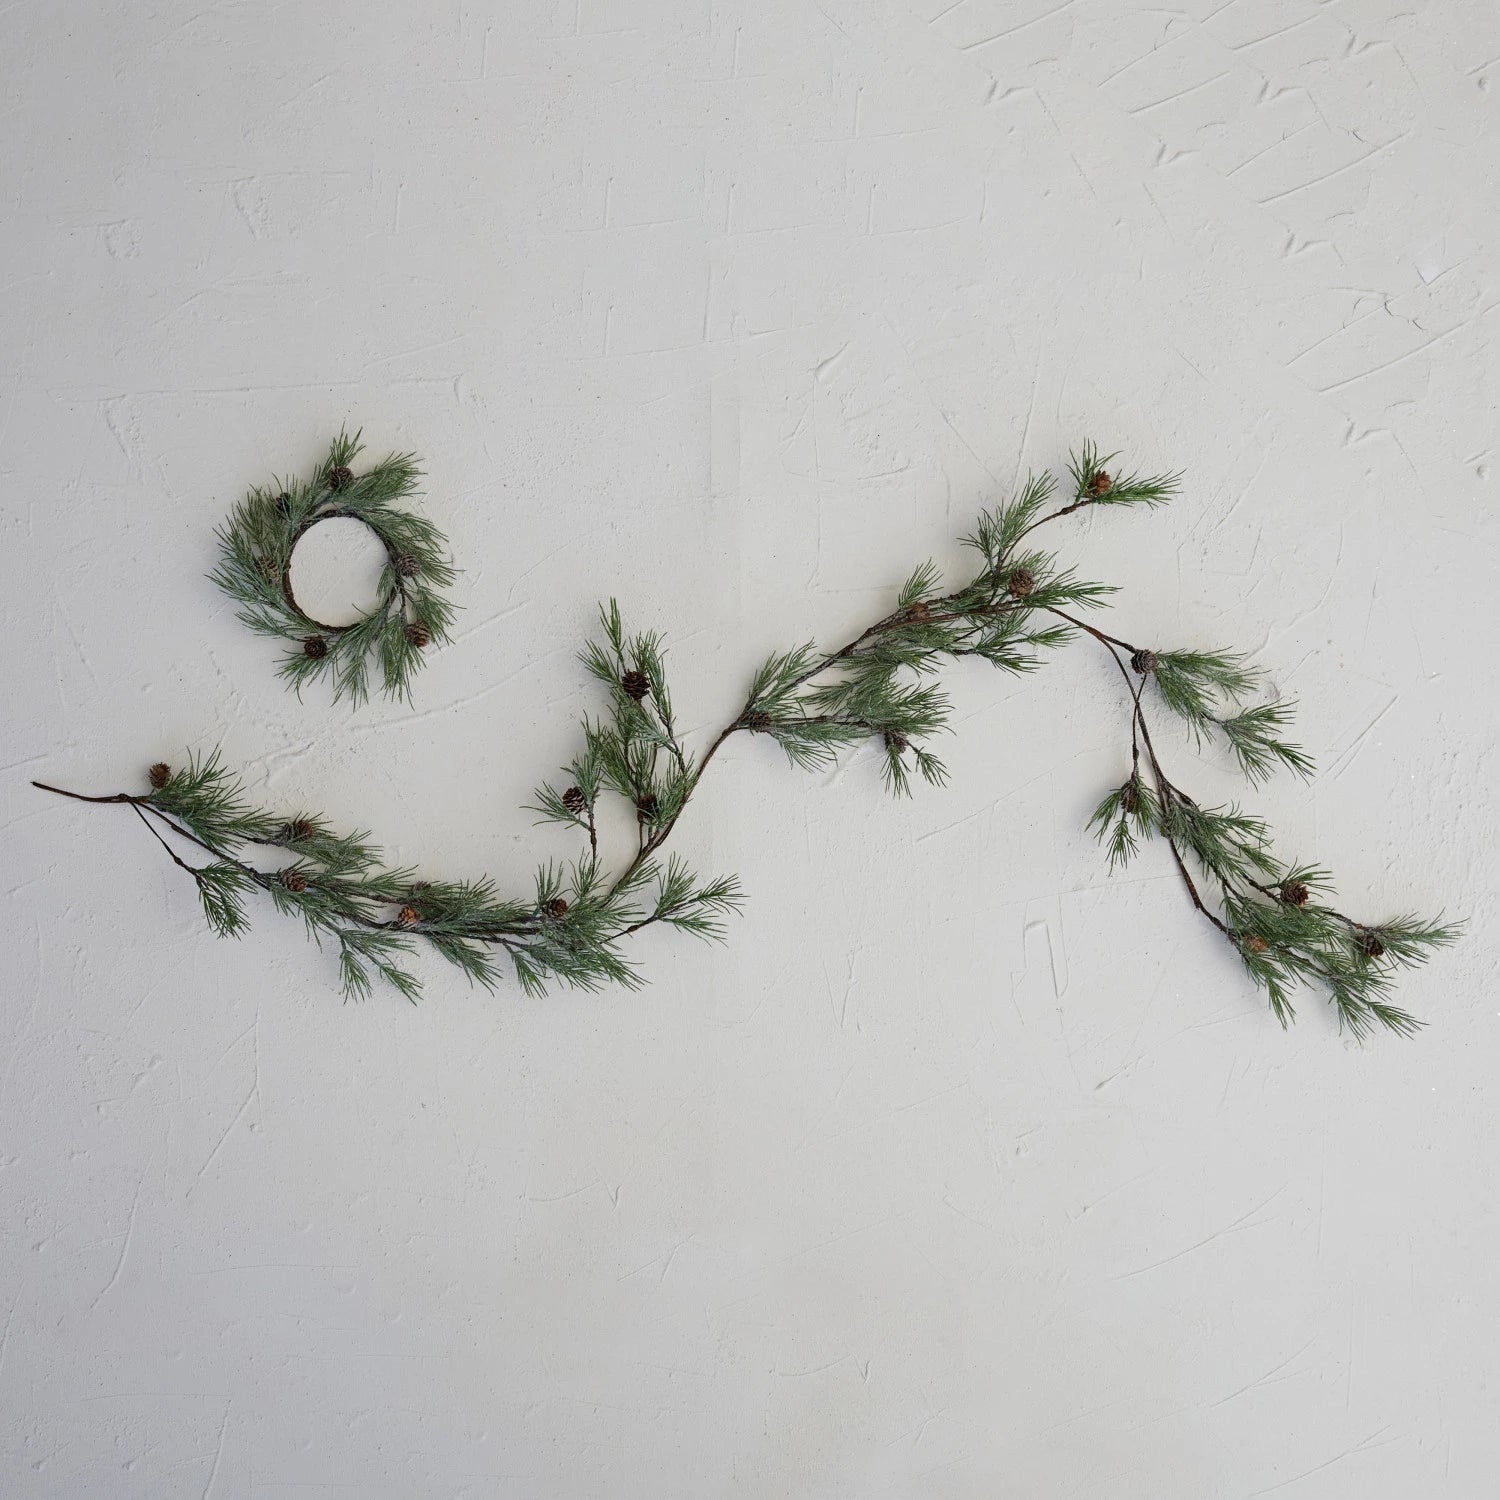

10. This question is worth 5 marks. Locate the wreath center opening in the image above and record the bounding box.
[286,515,390,630]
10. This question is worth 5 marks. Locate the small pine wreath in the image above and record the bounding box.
[211,431,456,703]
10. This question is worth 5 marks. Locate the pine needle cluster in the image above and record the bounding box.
[211,432,456,704]
[40,443,1455,1036]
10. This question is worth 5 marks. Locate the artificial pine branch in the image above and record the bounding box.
[37,446,1456,1035]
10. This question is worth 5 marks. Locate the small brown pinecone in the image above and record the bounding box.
[908,601,932,623]
[1088,470,1113,498]
[274,492,292,516]
[396,905,421,928]
[303,635,328,660]
[885,732,910,754]
[279,868,308,894]
[394,553,421,578]
[636,792,660,821]
[281,818,316,843]
[1358,931,1386,960]
[1007,566,1037,599]
[561,786,586,814]
[744,710,773,734]
[148,762,172,790]
[406,620,430,649]
[543,896,569,921]
[1280,881,1310,907]
[1121,781,1139,815]
[621,669,650,701]
[1241,932,1270,955]
[1131,648,1158,676]
[328,465,354,492]
[256,554,279,584]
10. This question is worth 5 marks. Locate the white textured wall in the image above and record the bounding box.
[3,2,1497,1495]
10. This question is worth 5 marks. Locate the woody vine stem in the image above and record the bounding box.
[35,442,1455,1036]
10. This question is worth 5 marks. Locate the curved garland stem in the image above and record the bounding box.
[36,442,1456,1033]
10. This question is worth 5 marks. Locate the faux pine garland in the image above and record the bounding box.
[36,443,1455,1036]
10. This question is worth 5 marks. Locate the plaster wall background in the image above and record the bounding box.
[2,1,1498,1495]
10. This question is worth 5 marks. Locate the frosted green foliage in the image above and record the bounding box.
[43,444,1453,1033]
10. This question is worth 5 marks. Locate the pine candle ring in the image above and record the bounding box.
[210,431,456,703]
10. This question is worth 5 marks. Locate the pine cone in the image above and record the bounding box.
[303,635,328,660]
[1131,648,1158,676]
[1241,932,1270,955]
[394,553,421,578]
[1007,566,1036,599]
[885,732,910,754]
[744,710,773,733]
[396,905,421,928]
[622,669,649,701]
[561,785,586,814]
[281,818,316,843]
[908,601,932,623]
[148,762,172,790]
[1358,931,1386,959]
[256,554,279,584]
[1121,781,1138,815]
[328,465,354,492]
[1088,470,1113,498]
[279,868,308,893]
[406,620,430,649]
[1280,881,1310,907]
[636,792,659,821]
[543,897,569,920]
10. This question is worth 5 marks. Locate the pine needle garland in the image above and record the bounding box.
[210,431,456,704]
[38,445,1456,1036]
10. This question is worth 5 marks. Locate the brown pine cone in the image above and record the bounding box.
[744,710,773,733]
[885,732,910,754]
[1241,933,1270,955]
[1358,931,1386,959]
[256,554,279,584]
[1088,470,1113,498]
[406,620,430,649]
[303,635,328,660]
[908,601,932,623]
[394,553,421,578]
[1007,567,1036,599]
[543,897,569,920]
[1280,881,1310,907]
[281,818,316,843]
[636,793,659,821]
[622,669,650,701]
[1121,781,1138,815]
[148,762,172,790]
[396,905,421,928]
[279,868,308,894]
[1131,648,1158,676]
[328,465,354,491]
[561,786,586,814]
